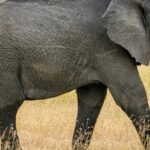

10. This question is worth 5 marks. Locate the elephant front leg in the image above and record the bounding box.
[95,48,150,149]
[109,85,150,149]
[0,101,23,150]
[72,83,107,150]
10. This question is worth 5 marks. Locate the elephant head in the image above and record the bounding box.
[102,0,150,65]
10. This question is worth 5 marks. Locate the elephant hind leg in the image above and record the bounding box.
[0,101,23,150]
[72,83,107,150]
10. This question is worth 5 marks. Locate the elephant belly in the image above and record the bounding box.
[21,50,98,100]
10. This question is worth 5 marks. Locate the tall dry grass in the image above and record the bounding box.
[16,66,150,150]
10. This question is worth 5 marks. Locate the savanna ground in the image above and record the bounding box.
[16,66,150,150]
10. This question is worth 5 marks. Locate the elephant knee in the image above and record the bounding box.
[109,84,148,115]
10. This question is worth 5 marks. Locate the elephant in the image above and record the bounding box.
[0,0,150,149]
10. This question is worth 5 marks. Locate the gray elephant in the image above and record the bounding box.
[0,0,150,149]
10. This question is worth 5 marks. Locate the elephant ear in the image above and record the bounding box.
[102,0,150,65]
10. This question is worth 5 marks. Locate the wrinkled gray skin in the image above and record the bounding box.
[0,0,150,149]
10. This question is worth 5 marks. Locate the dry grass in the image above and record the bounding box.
[16,66,150,150]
